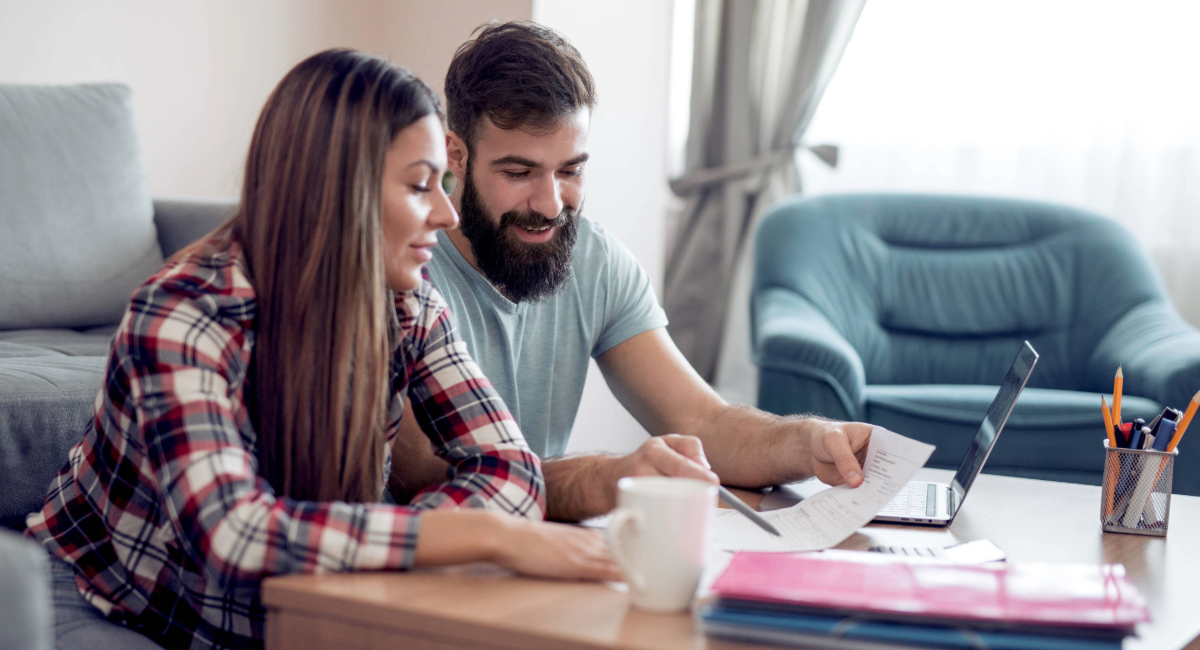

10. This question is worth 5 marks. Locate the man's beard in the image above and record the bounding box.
[457,162,580,303]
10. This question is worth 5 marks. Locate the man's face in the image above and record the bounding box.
[454,109,589,302]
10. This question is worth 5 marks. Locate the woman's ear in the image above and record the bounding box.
[446,131,468,180]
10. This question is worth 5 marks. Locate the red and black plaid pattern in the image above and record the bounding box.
[26,240,544,649]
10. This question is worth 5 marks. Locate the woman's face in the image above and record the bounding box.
[381,114,459,291]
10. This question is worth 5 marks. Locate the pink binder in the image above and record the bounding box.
[710,550,1150,630]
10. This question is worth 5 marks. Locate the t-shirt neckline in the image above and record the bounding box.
[435,231,522,314]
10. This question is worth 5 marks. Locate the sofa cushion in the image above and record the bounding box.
[0,83,162,329]
[0,325,117,359]
[865,384,1162,482]
[0,326,113,529]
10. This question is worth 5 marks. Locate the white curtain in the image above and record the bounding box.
[664,0,865,392]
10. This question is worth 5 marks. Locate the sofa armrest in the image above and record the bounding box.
[0,530,52,650]
[753,287,867,420]
[1088,300,1200,411]
[153,197,237,258]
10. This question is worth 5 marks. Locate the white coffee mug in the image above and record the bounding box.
[606,476,716,612]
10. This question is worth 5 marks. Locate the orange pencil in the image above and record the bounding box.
[1101,396,1117,448]
[1112,366,1124,426]
[1167,389,1200,452]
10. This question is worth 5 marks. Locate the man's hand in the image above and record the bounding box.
[806,420,874,487]
[543,434,720,522]
[611,434,721,485]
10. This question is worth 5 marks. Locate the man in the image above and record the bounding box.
[389,21,875,521]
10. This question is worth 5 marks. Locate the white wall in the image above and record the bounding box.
[0,0,675,457]
[0,0,531,198]
[532,1,676,455]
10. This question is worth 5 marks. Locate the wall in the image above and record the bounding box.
[0,0,676,458]
[532,1,676,455]
[0,0,531,198]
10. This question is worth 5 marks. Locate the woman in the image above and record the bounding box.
[26,49,620,649]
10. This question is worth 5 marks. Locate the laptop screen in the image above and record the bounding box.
[950,342,1039,507]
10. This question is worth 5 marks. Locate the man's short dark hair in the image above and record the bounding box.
[445,21,596,149]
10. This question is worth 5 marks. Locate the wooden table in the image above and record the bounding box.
[263,469,1200,650]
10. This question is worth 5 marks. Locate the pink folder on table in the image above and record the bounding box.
[710,550,1150,630]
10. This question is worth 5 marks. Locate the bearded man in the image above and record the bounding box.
[389,21,876,521]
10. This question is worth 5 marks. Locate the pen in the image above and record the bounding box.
[1150,407,1179,436]
[1167,389,1199,452]
[1112,366,1124,426]
[718,486,781,537]
[1152,417,1177,452]
[1101,396,1117,448]
[1128,419,1146,450]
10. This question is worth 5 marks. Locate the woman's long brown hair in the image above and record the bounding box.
[233,50,443,503]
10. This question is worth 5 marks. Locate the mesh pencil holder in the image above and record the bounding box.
[1101,440,1176,536]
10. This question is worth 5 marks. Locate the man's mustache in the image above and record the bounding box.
[500,208,577,231]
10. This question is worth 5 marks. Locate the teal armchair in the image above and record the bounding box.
[752,194,1200,494]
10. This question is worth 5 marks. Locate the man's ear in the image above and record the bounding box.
[446,131,468,180]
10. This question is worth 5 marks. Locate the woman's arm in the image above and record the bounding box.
[417,509,620,580]
[397,286,546,517]
[132,288,613,586]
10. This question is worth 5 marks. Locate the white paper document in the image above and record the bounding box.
[711,427,935,552]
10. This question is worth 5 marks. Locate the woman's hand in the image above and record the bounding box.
[414,510,622,582]
[489,517,624,582]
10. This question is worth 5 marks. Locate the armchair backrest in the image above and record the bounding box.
[753,193,1166,390]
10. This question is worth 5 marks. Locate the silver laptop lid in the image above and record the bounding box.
[948,341,1039,520]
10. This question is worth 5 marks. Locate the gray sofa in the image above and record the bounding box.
[1,83,235,532]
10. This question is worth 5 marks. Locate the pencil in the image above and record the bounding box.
[1101,395,1119,522]
[717,486,781,537]
[1112,366,1124,426]
[1166,389,1199,452]
[1102,396,1117,448]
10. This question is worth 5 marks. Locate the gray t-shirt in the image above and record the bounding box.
[425,217,668,458]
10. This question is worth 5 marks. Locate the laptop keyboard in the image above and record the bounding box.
[879,483,938,517]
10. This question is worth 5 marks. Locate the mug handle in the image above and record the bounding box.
[606,508,646,591]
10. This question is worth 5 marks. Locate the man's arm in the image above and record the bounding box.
[538,329,873,522]
[541,434,718,521]
[596,328,872,489]
[388,396,452,505]
[389,395,718,520]
[392,328,871,520]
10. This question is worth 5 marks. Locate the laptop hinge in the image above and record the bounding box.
[947,486,957,517]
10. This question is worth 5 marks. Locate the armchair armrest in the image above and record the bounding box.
[1088,300,1200,411]
[753,287,867,420]
[152,197,237,258]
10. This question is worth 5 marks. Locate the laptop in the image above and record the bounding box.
[873,341,1039,526]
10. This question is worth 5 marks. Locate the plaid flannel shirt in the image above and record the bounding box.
[26,239,545,649]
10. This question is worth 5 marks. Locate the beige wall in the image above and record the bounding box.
[532,1,678,455]
[0,0,531,198]
[1,0,679,458]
